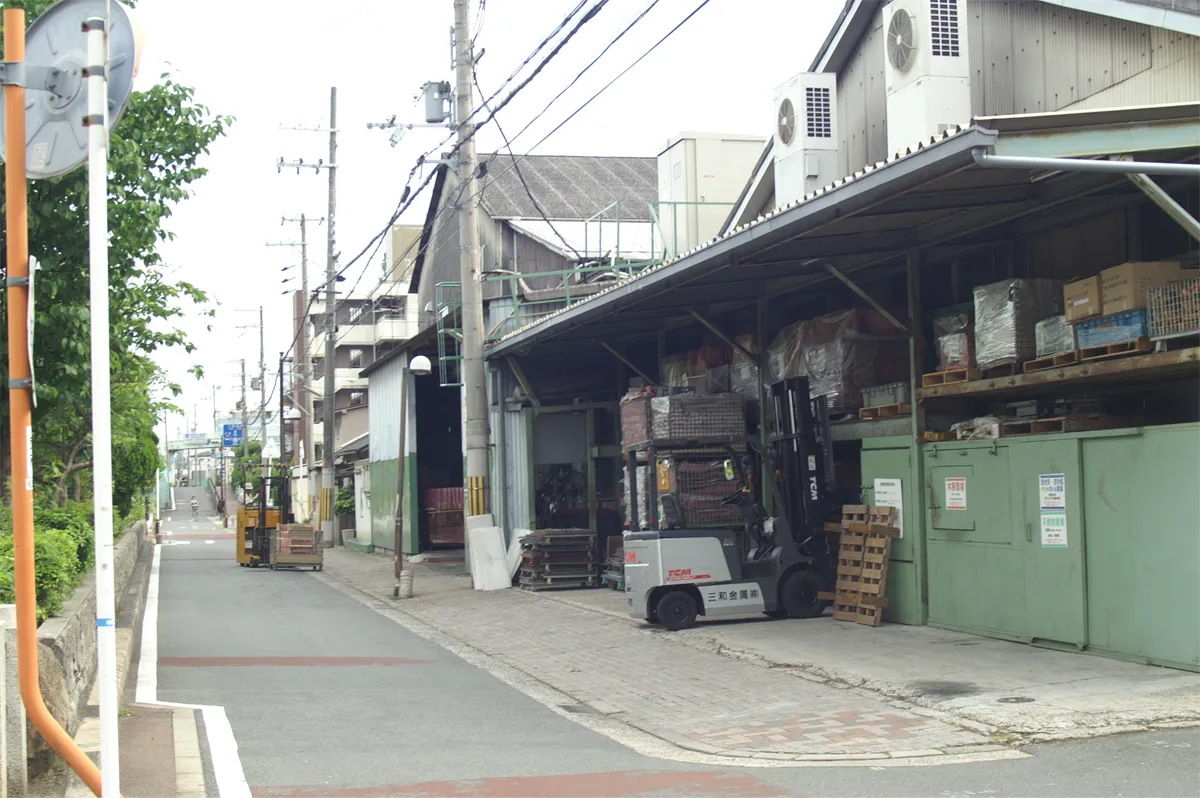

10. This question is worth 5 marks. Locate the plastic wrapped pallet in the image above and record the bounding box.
[1035,315,1075,357]
[705,365,731,394]
[931,306,975,370]
[620,387,655,450]
[650,393,745,439]
[622,464,652,529]
[973,279,1063,369]
[660,354,688,388]
[767,310,878,411]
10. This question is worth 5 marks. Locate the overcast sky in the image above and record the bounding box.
[134,0,844,442]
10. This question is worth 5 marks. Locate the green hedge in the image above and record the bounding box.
[0,500,97,622]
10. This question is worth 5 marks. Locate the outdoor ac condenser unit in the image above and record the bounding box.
[772,71,838,207]
[883,0,971,155]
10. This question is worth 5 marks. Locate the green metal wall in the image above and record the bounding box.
[910,425,1197,671]
[369,456,420,555]
[369,459,398,550]
[861,439,923,626]
[1081,425,1199,671]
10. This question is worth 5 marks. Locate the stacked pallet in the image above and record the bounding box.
[831,505,898,627]
[519,529,598,591]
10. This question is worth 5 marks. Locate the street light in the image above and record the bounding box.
[395,355,433,598]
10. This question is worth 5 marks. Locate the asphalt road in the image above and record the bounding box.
[155,488,1199,797]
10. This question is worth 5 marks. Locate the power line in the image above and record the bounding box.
[474,70,580,258]
[483,0,662,162]
[475,0,712,199]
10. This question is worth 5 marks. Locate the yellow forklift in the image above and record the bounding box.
[235,475,290,567]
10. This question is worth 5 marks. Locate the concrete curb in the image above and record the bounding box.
[317,566,1027,768]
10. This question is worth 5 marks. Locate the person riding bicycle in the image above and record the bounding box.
[190,495,198,520]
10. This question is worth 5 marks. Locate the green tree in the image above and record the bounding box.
[0,0,232,508]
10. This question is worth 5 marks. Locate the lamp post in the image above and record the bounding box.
[395,355,432,599]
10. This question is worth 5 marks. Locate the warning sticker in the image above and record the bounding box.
[1040,512,1068,547]
[1039,473,1066,511]
[945,477,967,510]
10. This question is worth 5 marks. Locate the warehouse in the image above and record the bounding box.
[484,93,1200,671]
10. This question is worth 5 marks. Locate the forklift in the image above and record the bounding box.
[235,474,292,567]
[624,377,839,630]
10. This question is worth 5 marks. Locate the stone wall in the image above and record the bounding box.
[31,521,147,756]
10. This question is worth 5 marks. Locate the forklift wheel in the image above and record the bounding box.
[780,569,827,619]
[656,590,698,631]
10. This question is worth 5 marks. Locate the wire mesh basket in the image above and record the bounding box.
[1147,276,1200,341]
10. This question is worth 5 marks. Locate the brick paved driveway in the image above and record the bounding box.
[324,550,990,761]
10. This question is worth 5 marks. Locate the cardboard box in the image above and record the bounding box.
[1063,276,1102,322]
[1100,261,1181,315]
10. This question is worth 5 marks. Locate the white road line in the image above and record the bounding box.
[205,540,216,545]
[137,545,250,797]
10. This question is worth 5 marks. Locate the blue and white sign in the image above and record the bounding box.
[223,424,243,448]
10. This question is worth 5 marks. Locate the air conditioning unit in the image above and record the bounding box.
[883,0,971,155]
[772,71,838,207]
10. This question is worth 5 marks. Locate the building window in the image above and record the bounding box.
[349,390,366,408]
[349,304,365,323]
[349,348,364,367]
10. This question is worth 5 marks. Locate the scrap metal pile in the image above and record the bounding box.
[518,528,598,591]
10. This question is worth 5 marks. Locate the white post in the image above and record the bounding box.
[85,16,120,797]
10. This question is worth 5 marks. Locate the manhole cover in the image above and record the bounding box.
[997,696,1036,704]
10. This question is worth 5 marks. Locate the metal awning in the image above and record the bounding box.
[487,117,1198,358]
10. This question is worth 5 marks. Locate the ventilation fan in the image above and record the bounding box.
[887,7,916,72]
[777,97,796,146]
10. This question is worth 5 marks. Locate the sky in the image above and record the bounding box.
[132,0,845,442]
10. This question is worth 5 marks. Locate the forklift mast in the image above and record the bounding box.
[768,377,837,560]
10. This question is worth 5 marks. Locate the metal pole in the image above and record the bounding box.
[280,351,288,522]
[259,306,267,483]
[394,364,411,598]
[241,358,249,457]
[454,0,489,519]
[299,216,315,494]
[4,10,104,795]
[323,87,338,546]
[85,16,121,793]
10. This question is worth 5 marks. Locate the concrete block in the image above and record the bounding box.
[1,604,28,797]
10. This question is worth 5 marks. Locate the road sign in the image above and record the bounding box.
[223,424,243,448]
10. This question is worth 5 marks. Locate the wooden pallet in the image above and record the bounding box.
[1079,337,1152,362]
[1001,415,1118,437]
[921,367,979,387]
[979,362,1019,379]
[831,505,899,627]
[1023,350,1080,373]
[858,402,912,420]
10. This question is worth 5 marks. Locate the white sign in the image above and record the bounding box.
[873,478,904,539]
[1040,511,1068,547]
[1039,473,1066,511]
[945,477,967,510]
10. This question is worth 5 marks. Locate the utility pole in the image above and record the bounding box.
[240,359,249,458]
[259,306,267,483]
[277,88,338,545]
[454,0,489,517]
[277,214,324,483]
[324,87,338,545]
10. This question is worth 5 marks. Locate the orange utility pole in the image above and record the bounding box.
[4,8,105,796]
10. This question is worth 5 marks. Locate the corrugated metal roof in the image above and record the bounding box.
[478,154,657,221]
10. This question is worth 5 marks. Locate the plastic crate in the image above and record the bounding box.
[1147,275,1200,341]
[860,381,910,408]
[1074,309,1148,349]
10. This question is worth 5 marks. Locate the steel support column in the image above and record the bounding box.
[906,249,929,623]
